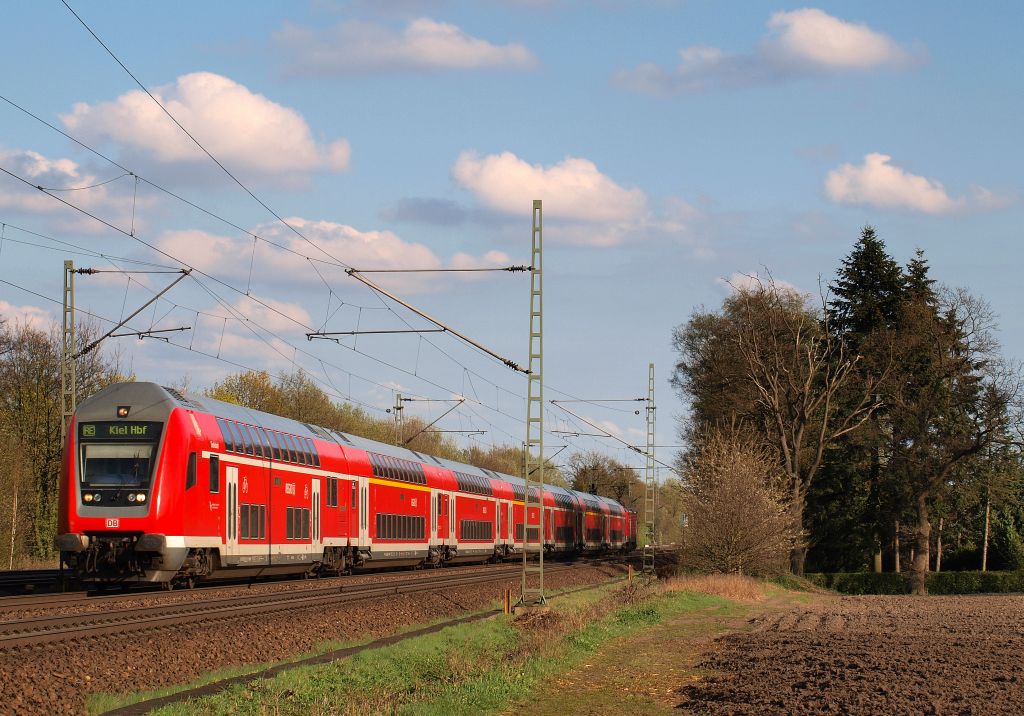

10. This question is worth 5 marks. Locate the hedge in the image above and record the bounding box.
[805,570,1024,595]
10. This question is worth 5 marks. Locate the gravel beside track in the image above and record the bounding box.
[0,562,625,715]
[680,594,1024,715]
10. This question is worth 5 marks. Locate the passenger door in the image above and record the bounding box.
[311,479,322,559]
[224,466,239,561]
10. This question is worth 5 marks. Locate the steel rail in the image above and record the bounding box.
[0,563,592,650]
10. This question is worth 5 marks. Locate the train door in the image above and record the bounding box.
[507,502,513,544]
[437,493,449,541]
[430,489,438,544]
[225,466,239,560]
[452,495,460,544]
[358,475,369,547]
[311,480,322,560]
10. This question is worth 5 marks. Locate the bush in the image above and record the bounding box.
[806,570,1024,595]
[805,572,909,595]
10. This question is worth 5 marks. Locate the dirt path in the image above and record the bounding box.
[516,589,810,715]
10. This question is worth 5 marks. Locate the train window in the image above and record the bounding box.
[256,428,272,460]
[303,508,311,539]
[209,455,219,493]
[293,436,307,466]
[186,452,197,490]
[286,507,293,539]
[241,504,250,539]
[250,504,259,541]
[227,421,244,454]
[238,425,254,455]
[310,440,321,468]
[294,507,303,540]
[266,431,282,461]
[243,428,260,456]
[216,418,234,452]
[259,505,266,540]
[283,434,298,463]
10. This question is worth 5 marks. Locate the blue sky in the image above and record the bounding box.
[1,1,1021,475]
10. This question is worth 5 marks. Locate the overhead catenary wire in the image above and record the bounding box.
[0,46,653,463]
[0,94,609,437]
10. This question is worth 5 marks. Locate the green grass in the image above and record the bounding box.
[96,579,732,716]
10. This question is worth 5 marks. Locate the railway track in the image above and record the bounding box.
[0,569,61,593]
[0,562,597,650]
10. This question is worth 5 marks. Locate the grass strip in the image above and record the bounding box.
[130,579,734,715]
[89,580,621,715]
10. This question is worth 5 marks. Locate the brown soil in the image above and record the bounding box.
[0,564,623,715]
[681,594,1024,715]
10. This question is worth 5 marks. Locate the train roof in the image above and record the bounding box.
[85,382,629,514]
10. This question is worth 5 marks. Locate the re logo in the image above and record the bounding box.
[83,425,96,437]
[105,518,119,528]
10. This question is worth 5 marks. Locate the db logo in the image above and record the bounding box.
[105,518,120,528]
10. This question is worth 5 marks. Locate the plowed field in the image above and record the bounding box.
[681,594,1024,715]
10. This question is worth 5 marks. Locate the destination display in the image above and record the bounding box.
[79,421,162,441]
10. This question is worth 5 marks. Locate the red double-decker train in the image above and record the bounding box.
[56,383,636,587]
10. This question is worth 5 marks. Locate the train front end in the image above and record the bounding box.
[56,382,187,584]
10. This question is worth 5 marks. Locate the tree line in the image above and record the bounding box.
[671,227,1024,593]
[0,318,685,567]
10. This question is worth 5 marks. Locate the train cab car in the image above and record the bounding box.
[57,382,635,588]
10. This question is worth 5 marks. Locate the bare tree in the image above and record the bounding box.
[727,278,885,573]
[680,429,796,575]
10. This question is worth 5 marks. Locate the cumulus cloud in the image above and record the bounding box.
[824,153,1009,214]
[614,8,921,95]
[446,150,710,252]
[276,18,537,75]
[61,72,350,175]
[0,300,52,332]
[0,147,152,230]
[452,151,646,222]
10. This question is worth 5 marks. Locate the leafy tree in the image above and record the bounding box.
[888,284,1022,594]
[0,318,126,560]
[810,228,906,571]
[567,450,643,506]
[672,278,883,573]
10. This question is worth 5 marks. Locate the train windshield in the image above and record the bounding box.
[81,443,154,487]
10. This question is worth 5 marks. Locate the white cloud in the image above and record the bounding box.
[717,272,801,296]
[0,300,52,332]
[614,8,920,95]
[764,9,913,69]
[452,151,646,222]
[277,18,537,74]
[61,72,350,175]
[824,153,1008,214]
[0,147,149,230]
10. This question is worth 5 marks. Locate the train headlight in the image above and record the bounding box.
[93,493,101,504]
[83,493,94,503]
[127,493,136,502]
[136,493,146,503]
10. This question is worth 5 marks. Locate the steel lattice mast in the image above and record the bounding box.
[521,200,545,605]
[61,260,76,448]
[643,362,657,574]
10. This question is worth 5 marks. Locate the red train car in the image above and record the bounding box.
[56,383,636,586]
